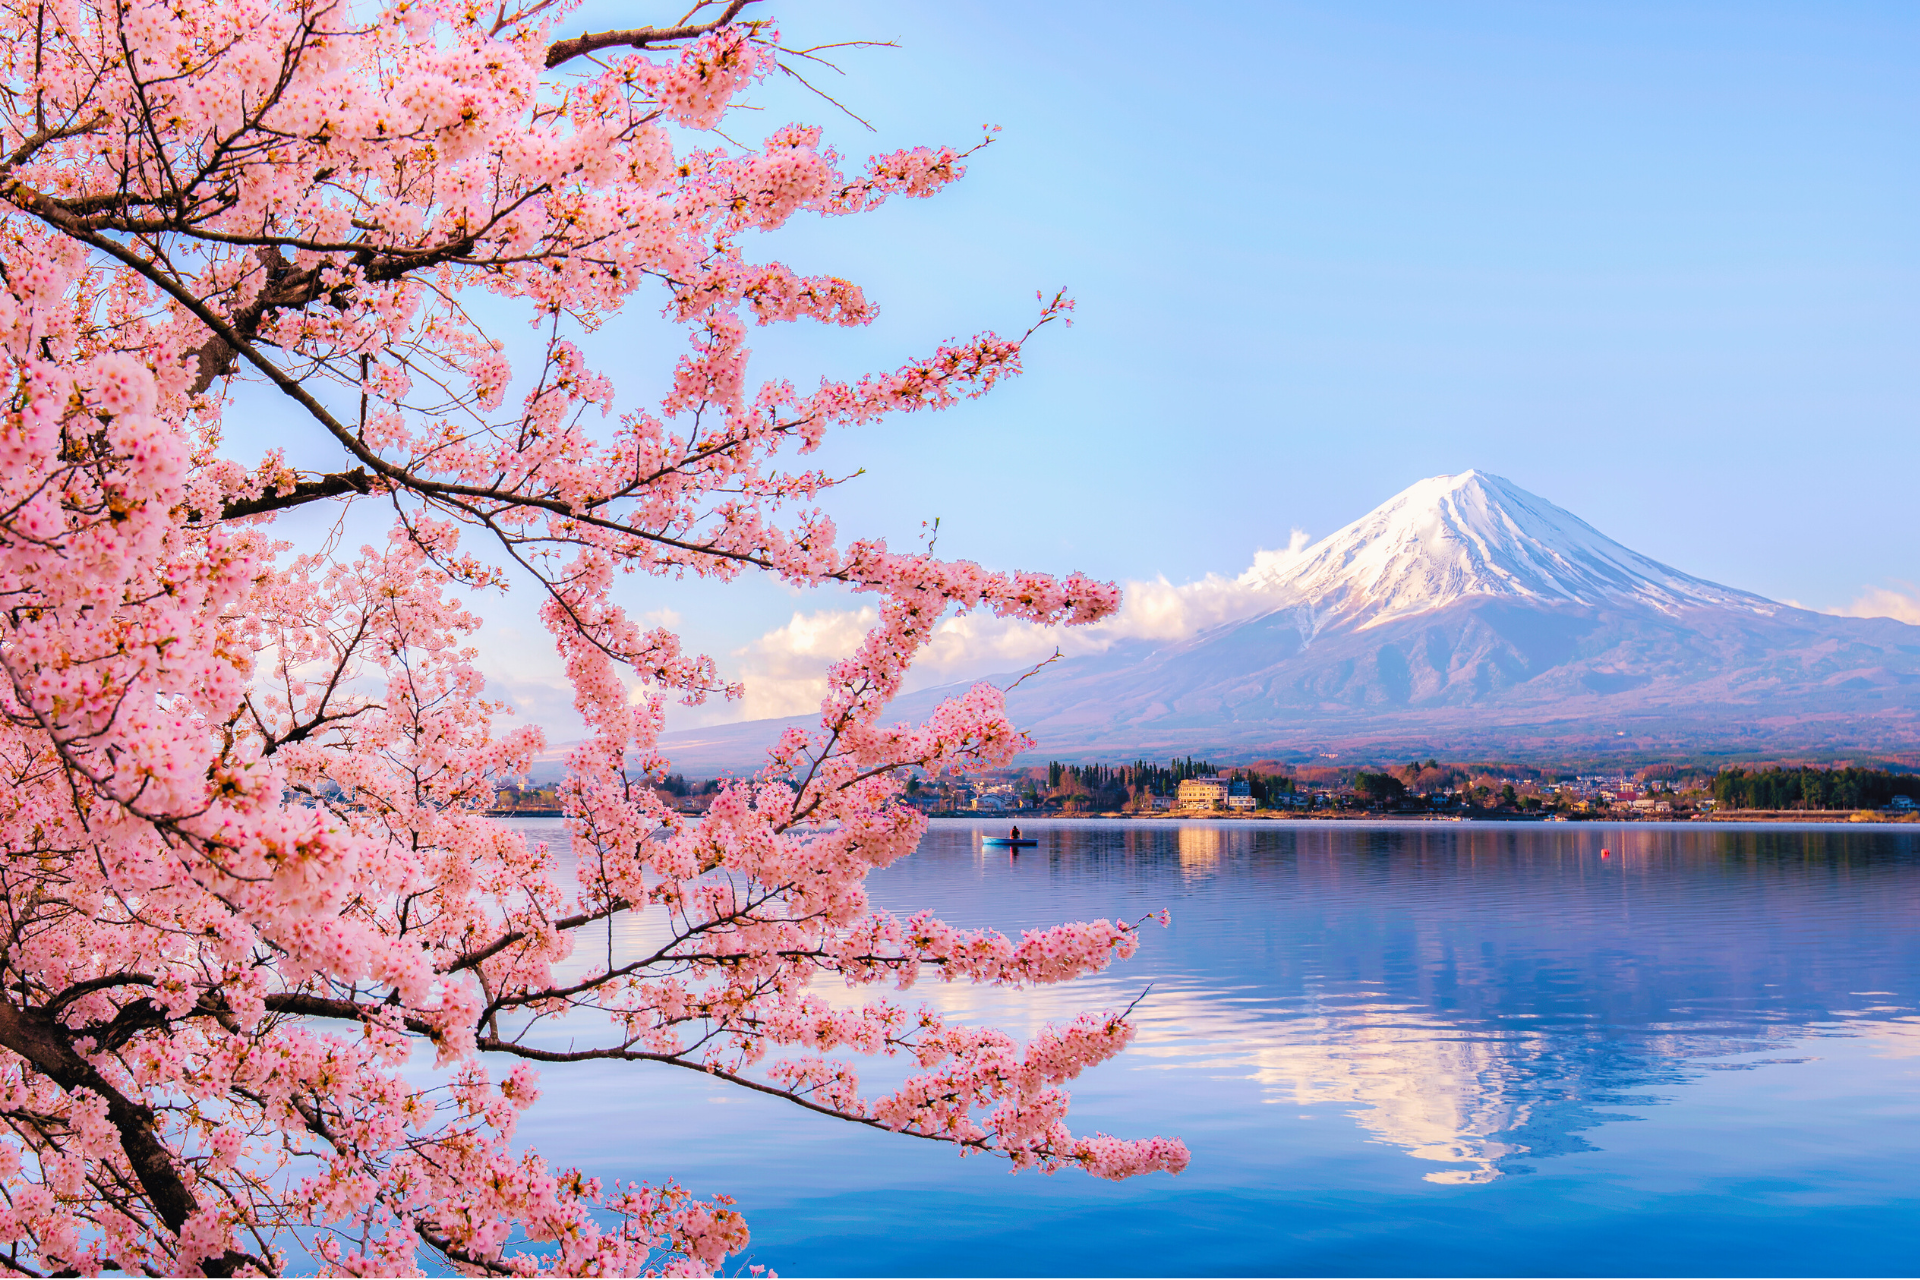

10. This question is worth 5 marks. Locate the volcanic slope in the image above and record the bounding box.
[662,471,1920,768]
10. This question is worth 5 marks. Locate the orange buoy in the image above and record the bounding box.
[1601,849,1610,858]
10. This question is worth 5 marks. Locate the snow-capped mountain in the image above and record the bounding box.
[663,472,1920,768]
[1253,470,1772,639]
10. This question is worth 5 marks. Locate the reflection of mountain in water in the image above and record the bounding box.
[1228,993,1540,1184]
[1206,984,1790,1184]
[877,822,1920,1185]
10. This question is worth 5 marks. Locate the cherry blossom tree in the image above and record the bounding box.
[0,0,1187,1273]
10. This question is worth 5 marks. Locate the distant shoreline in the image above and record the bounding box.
[927,809,1920,826]
[482,807,1919,825]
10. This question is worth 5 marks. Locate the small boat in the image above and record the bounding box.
[982,837,1038,848]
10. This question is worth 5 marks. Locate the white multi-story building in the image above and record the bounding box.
[1176,777,1230,810]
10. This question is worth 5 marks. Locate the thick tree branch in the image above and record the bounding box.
[543,0,757,68]
[212,468,374,522]
[262,991,439,1039]
[0,1002,256,1276]
[0,109,109,171]
[442,900,632,974]
[186,246,330,395]
[415,1223,517,1277]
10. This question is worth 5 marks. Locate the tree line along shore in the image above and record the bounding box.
[488,762,1920,823]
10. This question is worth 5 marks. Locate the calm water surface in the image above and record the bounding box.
[506,819,1920,1276]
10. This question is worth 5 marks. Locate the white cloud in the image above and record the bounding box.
[1830,583,1920,626]
[729,606,881,721]
[712,531,1314,725]
[1094,530,1314,643]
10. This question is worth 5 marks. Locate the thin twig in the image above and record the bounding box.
[1002,648,1063,694]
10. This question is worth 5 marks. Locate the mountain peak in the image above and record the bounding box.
[1254,470,1773,635]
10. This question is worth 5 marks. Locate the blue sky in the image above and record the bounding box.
[252,2,1920,732]
[719,0,1915,594]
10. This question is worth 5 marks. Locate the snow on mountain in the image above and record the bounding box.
[1255,470,1774,639]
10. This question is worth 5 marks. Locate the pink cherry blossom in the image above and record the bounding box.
[0,1,1186,1274]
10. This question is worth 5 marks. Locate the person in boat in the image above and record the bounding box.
[1009,825,1021,840]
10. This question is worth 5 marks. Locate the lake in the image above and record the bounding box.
[504,818,1920,1276]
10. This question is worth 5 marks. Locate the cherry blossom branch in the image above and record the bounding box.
[543,0,761,68]
[0,5,1172,1270]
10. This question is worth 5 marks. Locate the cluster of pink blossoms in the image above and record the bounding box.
[0,0,1186,1274]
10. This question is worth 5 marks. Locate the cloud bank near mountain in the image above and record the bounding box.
[723,530,1313,723]
[1832,583,1920,626]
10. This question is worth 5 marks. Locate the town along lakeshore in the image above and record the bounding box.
[487,761,1920,823]
[900,759,1920,824]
